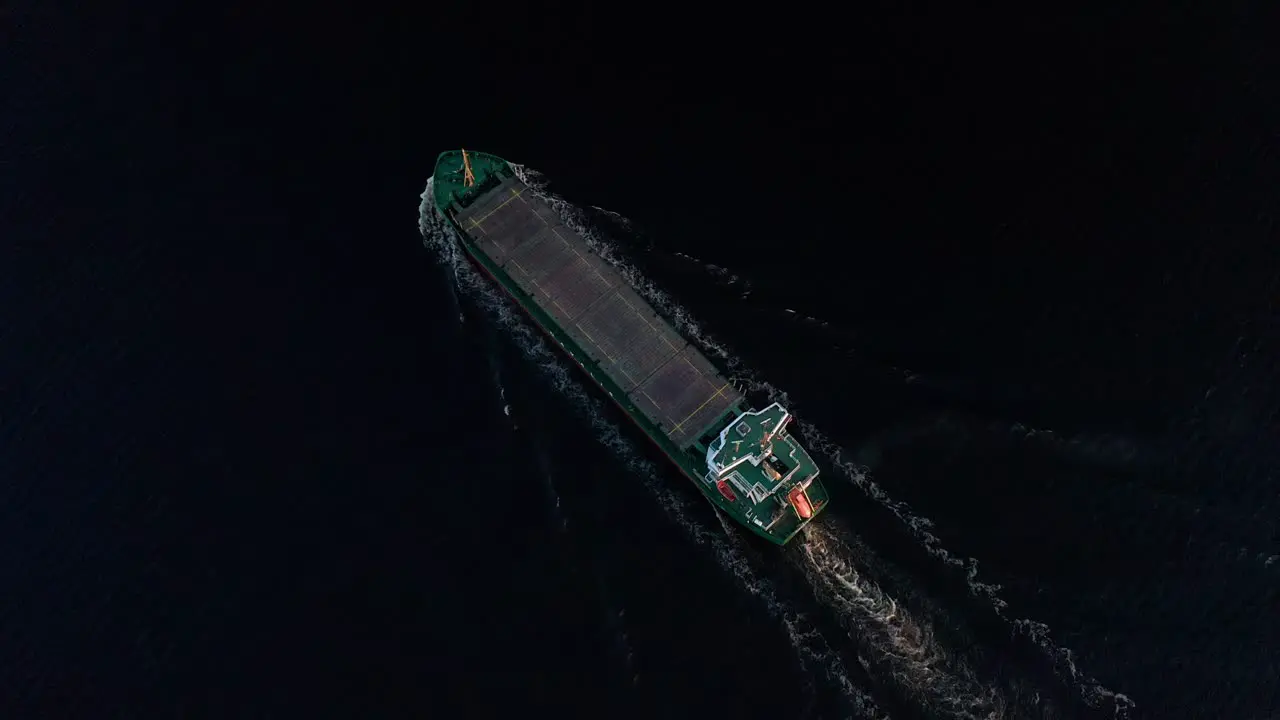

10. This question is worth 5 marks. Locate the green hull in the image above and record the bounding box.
[430,150,828,544]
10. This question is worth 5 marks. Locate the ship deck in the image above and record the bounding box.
[454,176,743,449]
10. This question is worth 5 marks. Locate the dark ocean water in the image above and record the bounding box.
[5,4,1279,718]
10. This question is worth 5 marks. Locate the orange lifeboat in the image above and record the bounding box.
[788,486,814,519]
[716,479,738,502]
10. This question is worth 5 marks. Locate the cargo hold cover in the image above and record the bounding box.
[454,176,742,448]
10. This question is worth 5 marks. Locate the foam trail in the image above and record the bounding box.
[668,250,753,294]
[497,169,1133,717]
[420,179,465,323]
[419,183,884,720]
[604,600,637,687]
[484,333,513,422]
[708,509,890,719]
[713,361,1129,715]
[798,522,1004,720]
[797,408,1132,715]
[531,428,567,534]
[578,531,636,687]
[510,374,632,685]
[450,210,627,671]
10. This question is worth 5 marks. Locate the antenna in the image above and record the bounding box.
[460,148,476,187]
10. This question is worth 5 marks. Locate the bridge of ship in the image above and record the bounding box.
[704,403,819,506]
[453,176,744,449]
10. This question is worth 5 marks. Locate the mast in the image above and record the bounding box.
[460,148,476,187]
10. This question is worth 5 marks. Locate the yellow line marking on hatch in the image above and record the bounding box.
[575,325,615,362]
[547,226,613,288]
[617,293,681,352]
[468,188,524,229]
[670,383,731,434]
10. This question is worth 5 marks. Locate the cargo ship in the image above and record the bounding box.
[428,149,828,544]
